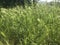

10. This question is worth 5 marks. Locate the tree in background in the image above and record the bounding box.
[0,0,39,8]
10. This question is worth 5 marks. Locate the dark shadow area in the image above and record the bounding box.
[0,0,31,8]
[0,0,36,8]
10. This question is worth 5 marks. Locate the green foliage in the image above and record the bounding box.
[0,4,60,45]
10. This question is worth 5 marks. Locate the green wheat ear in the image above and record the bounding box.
[0,32,10,45]
[1,32,6,38]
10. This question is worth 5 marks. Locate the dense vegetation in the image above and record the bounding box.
[0,3,60,45]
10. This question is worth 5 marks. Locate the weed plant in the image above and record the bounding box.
[0,4,60,45]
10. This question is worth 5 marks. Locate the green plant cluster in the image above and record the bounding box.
[0,4,60,45]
